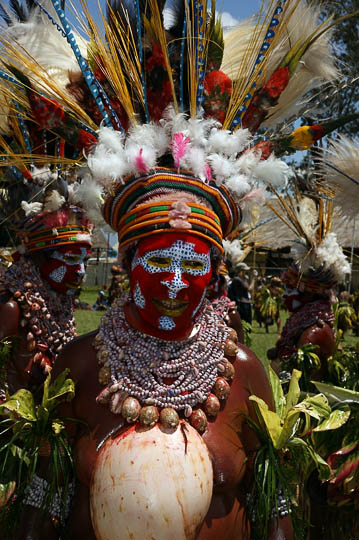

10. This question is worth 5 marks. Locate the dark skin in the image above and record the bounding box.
[0,295,46,392]
[18,292,293,540]
[0,253,58,392]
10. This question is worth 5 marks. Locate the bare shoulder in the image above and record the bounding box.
[234,344,274,409]
[53,330,98,382]
[298,322,335,358]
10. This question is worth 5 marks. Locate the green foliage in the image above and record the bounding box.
[281,344,321,392]
[0,339,17,396]
[327,334,359,391]
[246,369,349,539]
[0,370,77,537]
[241,319,252,348]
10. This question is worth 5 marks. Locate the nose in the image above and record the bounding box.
[161,266,189,299]
[76,263,86,280]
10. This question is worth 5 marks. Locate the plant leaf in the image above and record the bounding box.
[294,393,331,421]
[284,369,302,416]
[47,369,75,408]
[313,405,351,432]
[249,396,284,448]
[269,366,286,418]
[312,381,359,404]
[0,389,36,421]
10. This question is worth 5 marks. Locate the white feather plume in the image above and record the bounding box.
[127,123,169,156]
[181,147,207,180]
[73,179,105,228]
[320,136,359,220]
[207,154,236,182]
[208,128,252,155]
[43,191,65,213]
[315,232,351,282]
[87,149,129,183]
[222,2,338,127]
[97,126,125,152]
[225,174,251,199]
[251,155,292,189]
[223,239,244,267]
[291,233,350,284]
[3,0,88,95]
[21,200,43,216]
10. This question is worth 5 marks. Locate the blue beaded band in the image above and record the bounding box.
[230,0,289,128]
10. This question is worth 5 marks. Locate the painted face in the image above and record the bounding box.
[130,233,212,335]
[40,246,91,295]
[283,286,303,312]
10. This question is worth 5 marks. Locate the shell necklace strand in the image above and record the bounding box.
[3,256,75,364]
[94,293,238,433]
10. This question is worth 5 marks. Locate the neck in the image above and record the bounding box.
[124,301,196,341]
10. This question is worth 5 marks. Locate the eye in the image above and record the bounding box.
[64,255,81,263]
[147,256,171,268]
[182,260,205,271]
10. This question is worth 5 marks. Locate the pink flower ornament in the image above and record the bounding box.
[168,199,192,230]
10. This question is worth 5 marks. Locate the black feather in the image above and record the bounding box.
[166,0,186,38]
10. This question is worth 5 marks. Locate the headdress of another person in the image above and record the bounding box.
[267,173,350,297]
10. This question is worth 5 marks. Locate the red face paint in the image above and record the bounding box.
[40,245,91,295]
[129,233,212,337]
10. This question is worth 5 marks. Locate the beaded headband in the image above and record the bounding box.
[103,168,240,253]
[23,225,92,253]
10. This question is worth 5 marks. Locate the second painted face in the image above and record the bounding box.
[130,233,212,334]
[40,245,91,295]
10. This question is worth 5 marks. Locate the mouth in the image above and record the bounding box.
[65,281,81,290]
[152,298,189,317]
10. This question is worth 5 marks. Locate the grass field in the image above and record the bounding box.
[75,287,359,362]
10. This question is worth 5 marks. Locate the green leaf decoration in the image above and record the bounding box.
[288,438,331,480]
[52,421,64,435]
[268,366,286,418]
[0,389,36,421]
[46,369,75,407]
[284,369,302,416]
[313,406,351,432]
[249,396,284,448]
[313,382,359,404]
[0,481,16,506]
[295,394,331,421]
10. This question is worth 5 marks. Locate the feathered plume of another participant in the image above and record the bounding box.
[319,135,359,221]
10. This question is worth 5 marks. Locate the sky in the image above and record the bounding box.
[217,0,261,24]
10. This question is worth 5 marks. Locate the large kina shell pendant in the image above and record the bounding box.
[90,422,213,540]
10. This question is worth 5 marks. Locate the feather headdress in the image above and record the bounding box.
[0,0,355,256]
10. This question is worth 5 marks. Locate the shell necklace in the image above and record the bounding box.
[94,293,239,433]
[3,256,76,365]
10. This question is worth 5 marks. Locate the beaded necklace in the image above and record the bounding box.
[2,256,76,366]
[94,293,239,433]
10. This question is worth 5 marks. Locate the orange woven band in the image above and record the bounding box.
[24,225,92,253]
[117,201,224,253]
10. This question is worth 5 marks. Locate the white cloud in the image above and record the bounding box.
[220,11,239,28]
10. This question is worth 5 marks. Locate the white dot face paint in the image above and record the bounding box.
[158,316,176,331]
[49,265,67,284]
[130,236,212,335]
[134,282,146,309]
[40,245,91,295]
